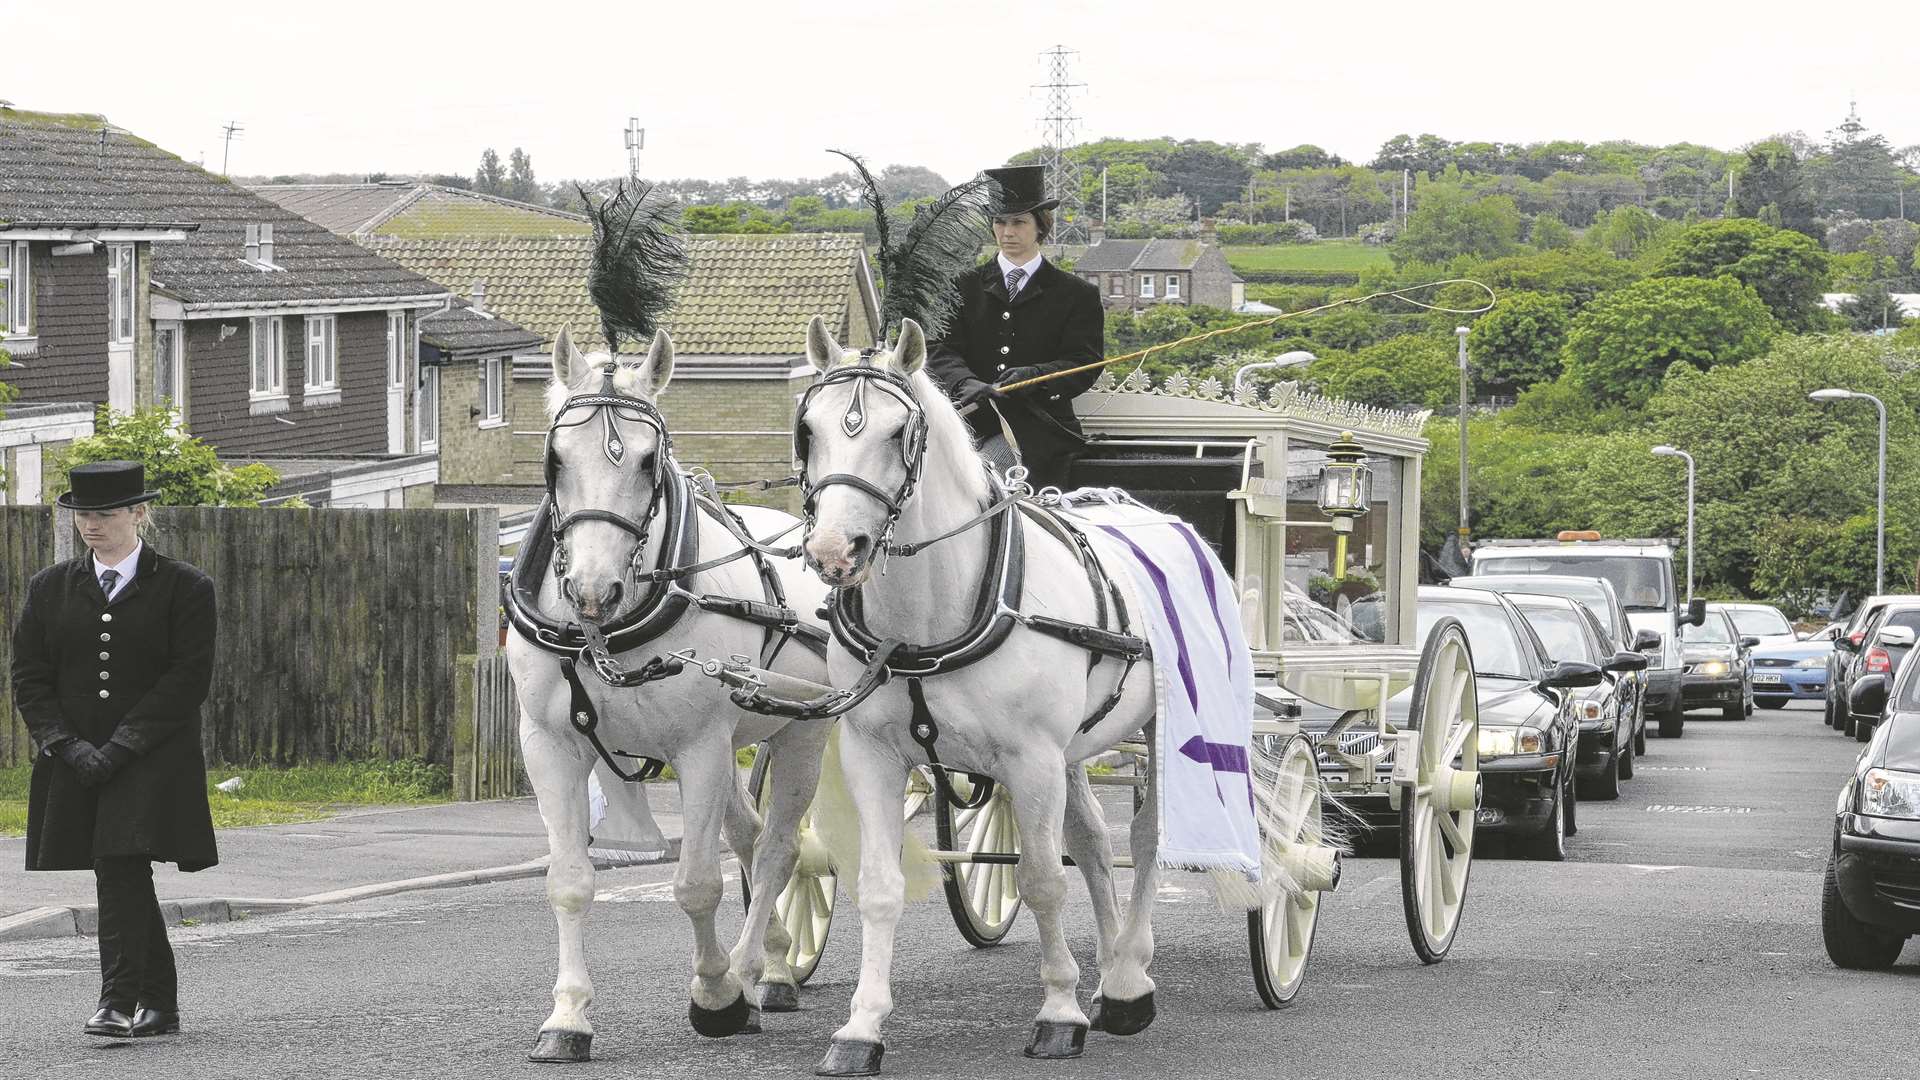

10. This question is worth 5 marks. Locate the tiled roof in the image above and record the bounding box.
[1075,239,1150,272]
[253,183,590,240]
[365,232,871,357]
[0,108,447,308]
[419,298,545,357]
[1077,238,1241,278]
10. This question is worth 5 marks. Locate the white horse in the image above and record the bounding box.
[793,317,1170,1076]
[508,327,834,1062]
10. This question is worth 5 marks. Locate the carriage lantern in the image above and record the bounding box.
[1317,431,1373,581]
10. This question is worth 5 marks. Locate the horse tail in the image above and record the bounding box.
[1210,739,1352,911]
[809,724,941,903]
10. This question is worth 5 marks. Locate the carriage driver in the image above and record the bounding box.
[928,164,1106,490]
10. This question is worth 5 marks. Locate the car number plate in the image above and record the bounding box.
[1753,673,1783,684]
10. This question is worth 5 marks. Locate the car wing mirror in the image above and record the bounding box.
[1542,660,1604,690]
[1632,628,1662,652]
[1879,626,1917,648]
[1739,636,1762,650]
[1850,673,1890,718]
[1604,651,1649,673]
[1683,598,1708,626]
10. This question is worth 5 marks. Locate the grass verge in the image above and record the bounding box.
[1224,240,1391,274]
[0,758,453,838]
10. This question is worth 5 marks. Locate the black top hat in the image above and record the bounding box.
[985,166,1059,217]
[57,461,161,510]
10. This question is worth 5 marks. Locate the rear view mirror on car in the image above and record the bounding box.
[1632,628,1662,652]
[1541,660,1604,689]
[1740,636,1762,649]
[1879,626,1917,648]
[1850,673,1890,719]
[1605,651,1650,672]
[1684,597,1708,626]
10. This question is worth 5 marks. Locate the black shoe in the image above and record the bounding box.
[130,1007,180,1037]
[84,1006,134,1038]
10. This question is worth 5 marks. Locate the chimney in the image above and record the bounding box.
[471,279,487,313]
[245,224,259,263]
[1198,217,1217,246]
[1090,221,1106,244]
[259,223,274,266]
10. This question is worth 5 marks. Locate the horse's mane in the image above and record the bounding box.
[544,354,652,419]
[906,366,991,507]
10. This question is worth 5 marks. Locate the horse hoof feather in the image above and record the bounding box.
[816,1037,884,1076]
[688,992,752,1038]
[761,982,801,1012]
[528,1029,592,1063]
[1089,992,1155,1036]
[1023,1020,1088,1059]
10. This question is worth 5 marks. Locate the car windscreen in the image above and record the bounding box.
[1418,601,1529,679]
[1516,605,1598,665]
[1682,614,1733,644]
[1462,577,1613,635]
[1475,555,1673,611]
[1728,607,1792,637]
[1897,657,1920,710]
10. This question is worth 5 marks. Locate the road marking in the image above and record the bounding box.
[1625,864,1682,871]
[1644,805,1752,813]
[1636,766,1709,772]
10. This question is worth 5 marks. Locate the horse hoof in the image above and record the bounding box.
[1023,1020,1088,1059]
[761,981,801,1013]
[688,992,752,1038]
[528,1029,592,1063]
[740,1005,763,1035]
[816,1037,884,1076]
[1089,992,1155,1036]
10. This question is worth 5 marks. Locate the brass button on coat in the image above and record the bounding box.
[1001,311,1011,320]
[98,690,110,699]
[99,633,111,643]
[99,651,110,661]
[101,613,112,623]
[99,671,110,680]
[999,345,1010,354]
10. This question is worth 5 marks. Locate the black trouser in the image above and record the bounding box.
[93,856,176,1013]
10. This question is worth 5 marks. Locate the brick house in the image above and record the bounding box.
[1074,238,1246,312]
[0,105,468,507]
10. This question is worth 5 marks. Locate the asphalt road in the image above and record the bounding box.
[3,702,1916,1080]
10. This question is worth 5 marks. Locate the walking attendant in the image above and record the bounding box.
[10,461,218,1040]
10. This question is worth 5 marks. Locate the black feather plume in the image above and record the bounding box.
[829,150,992,343]
[579,181,688,353]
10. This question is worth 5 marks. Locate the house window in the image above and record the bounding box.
[1109,274,1124,297]
[418,366,441,450]
[1166,275,1181,300]
[107,244,135,344]
[0,241,29,334]
[1139,274,1155,299]
[250,316,286,397]
[154,322,184,417]
[482,357,505,424]
[304,315,337,392]
[387,312,406,389]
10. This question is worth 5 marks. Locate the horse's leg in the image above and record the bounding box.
[675,740,755,1038]
[1060,764,1121,1018]
[818,727,909,1078]
[1096,726,1160,1036]
[732,724,826,1016]
[522,713,600,1063]
[1002,752,1089,1060]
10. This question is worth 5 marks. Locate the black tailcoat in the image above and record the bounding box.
[927,258,1106,487]
[12,546,219,872]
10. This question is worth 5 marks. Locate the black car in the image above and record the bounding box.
[1508,592,1648,800]
[1679,606,1757,722]
[1825,595,1920,729]
[1824,665,1920,968]
[1836,602,1920,742]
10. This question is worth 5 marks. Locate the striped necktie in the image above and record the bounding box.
[1005,266,1027,298]
[100,568,120,600]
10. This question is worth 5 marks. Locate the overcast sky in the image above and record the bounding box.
[9,0,1915,185]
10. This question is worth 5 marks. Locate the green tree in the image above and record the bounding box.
[1583,205,1672,260]
[474,148,505,196]
[1392,182,1523,266]
[1839,281,1909,332]
[1648,218,1832,331]
[1563,277,1776,405]
[506,148,538,204]
[1528,214,1573,250]
[48,407,280,506]
[1308,334,1457,409]
[1731,140,1822,240]
[1467,291,1571,396]
[1468,248,1641,313]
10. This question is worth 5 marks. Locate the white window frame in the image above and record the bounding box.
[250,316,286,400]
[1166,275,1181,300]
[107,244,135,344]
[304,314,338,394]
[418,366,441,451]
[387,312,406,390]
[0,241,29,335]
[481,356,506,425]
[1139,274,1155,299]
[154,320,185,419]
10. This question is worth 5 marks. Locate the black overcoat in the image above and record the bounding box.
[927,258,1106,487]
[11,545,219,872]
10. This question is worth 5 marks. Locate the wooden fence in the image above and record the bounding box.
[454,653,525,801]
[1,504,499,775]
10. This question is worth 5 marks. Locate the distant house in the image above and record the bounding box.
[1075,238,1245,312]
[0,105,467,508]
[1821,292,1920,324]
[251,182,590,242]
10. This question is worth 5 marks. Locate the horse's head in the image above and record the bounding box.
[544,325,675,623]
[794,315,931,588]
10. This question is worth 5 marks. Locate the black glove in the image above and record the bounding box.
[994,366,1043,392]
[56,739,112,788]
[953,378,1000,408]
[97,742,137,783]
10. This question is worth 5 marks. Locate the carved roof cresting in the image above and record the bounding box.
[1089,369,1432,437]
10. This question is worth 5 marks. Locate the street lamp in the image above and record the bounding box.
[1456,326,1470,561]
[1810,388,1888,594]
[1651,445,1695,603]
[1232,350,1316,400]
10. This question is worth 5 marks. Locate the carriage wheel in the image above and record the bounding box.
[1247,734,1325,1008]
[935,772,1023,947]
[743,749,836,985]
[1398,617,1480,965]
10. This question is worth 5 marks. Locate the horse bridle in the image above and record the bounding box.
[794,360,928,552]
[545,369,674,587]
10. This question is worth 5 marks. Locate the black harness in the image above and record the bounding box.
[505,371,828,782]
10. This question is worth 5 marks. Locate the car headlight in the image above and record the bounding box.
[1862,768,1920,819]
[1576,700,1605,723]
[1478,726,1545,757]
[1693,660,1729,676]
[1794,656,1826,668]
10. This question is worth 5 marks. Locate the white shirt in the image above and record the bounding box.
[996,251,1045,298]
[93,541,142,602]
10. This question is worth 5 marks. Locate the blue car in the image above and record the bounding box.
[1750,630,1837,708]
